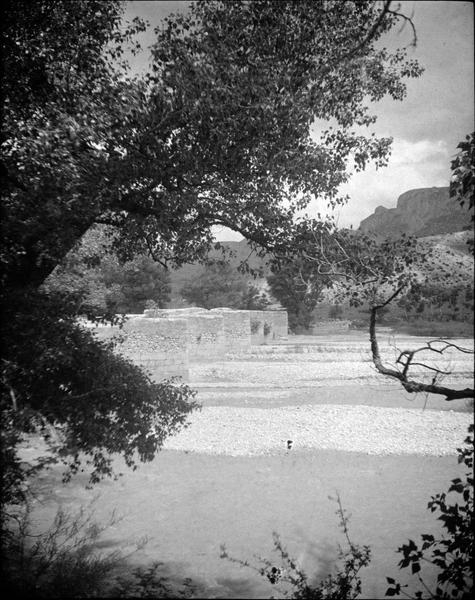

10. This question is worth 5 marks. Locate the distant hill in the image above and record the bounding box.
[417,230,474,285]
[64,188,473,310]
[359,187,472,238]
[168,195,474,305]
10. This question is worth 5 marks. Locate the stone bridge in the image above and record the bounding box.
[91,308,288,382]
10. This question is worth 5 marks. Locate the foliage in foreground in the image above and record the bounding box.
[1,502,122,598]
[221,494,371,599]
[450,133,474,216]
[1,501,197,598]
[2,423,472,598]
[2,0,423,291]
[221,425,473,600]
[386,424,473,599]
[0,289,198,505]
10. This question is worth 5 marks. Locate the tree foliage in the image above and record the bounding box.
[180,262,268,310]
[102,255,171,313]
[44,228,172,313]
[1,0,423,289]
[0,290,198,500]
[43,226,115,309]
[450,132,475,215]
[278,220,474,400]
[1,0,149,288]
[396,283,474,324]
[386,424,473,599]
[267,259,330,331]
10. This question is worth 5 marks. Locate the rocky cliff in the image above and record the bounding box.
[359,187,472,238]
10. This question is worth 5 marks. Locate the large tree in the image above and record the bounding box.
[267,259,329,331]
[1,0,423,290]
[1,0,425,498]
[0,0,196,502]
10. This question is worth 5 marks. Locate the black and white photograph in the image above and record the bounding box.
[1,1,473,598]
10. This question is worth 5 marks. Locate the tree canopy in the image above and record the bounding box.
[1,0,423,291]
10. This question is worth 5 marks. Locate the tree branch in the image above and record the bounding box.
[387,6,418,46]
[369,304,474,401]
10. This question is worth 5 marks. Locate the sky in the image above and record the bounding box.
[123,0,474,238]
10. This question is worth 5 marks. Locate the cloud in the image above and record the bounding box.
[371,2,474,147]
[216,137,452,239]
[334,139,451,228]
[303,138,452,230]
[388,138,448,167]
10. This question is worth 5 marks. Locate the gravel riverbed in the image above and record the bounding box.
[163,404,472,457]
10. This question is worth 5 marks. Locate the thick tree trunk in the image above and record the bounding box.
[3,220,96,291]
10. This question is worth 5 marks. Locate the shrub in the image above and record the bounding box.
[111,563,197,598]
[221,494,371,599]
[1,501,198,598]
[1,501,123,598]
[144,299,159,310]
[349,319,368,330]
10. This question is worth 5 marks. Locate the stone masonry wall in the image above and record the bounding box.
[143,308,226,359]
[186,313,225,359]
[249,310,289,344]
[85,308,288,379]
[119,317,189,381]
[143,307,205,318]
[249,310,271,345]
[268,310,288,339]
[311,320,350,334]
[210,308,251,353]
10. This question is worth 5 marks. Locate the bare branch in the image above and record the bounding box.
[369,305,474,401]
[374,286,405,310]
[387,5,418,46]
[425,339,474,355]
[340,1,393,59]
[396,352,452,377]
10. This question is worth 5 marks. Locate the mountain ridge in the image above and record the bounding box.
[358,186,472,238]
